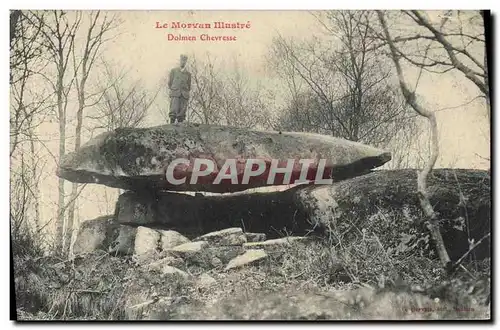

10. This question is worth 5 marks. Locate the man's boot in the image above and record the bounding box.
[169,117,176,124]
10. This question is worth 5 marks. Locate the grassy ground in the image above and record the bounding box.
[13,230,490,320]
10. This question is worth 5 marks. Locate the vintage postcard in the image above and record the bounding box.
[10,9,491,321]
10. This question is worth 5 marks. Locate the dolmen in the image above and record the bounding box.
[59,124,490,262]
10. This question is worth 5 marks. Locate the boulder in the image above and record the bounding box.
[133,226,161,262]
[115,169,490,261]
[57,123,391,193]
[295,169,491,261]
[115,185,308,237]
[158,230,190,250]
[72,215,119,255]
[110,225,137,255]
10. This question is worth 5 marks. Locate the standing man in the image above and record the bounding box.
[168,54,191,124]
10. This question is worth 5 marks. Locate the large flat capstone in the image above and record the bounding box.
[57,124,391,193]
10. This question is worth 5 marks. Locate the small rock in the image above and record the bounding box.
[206,246,245,263]
[245,232,267,242]
[211,257,223,268]
[146,256,184,271]
[197,273,217,289]
[168,241,208,256]
[134,226,161,262]
[158,230,190,250]
[161,266,190,279]
[225,249,268,270]
[243,236,309,250]
[195,227,247,246]
[110,225,137,255]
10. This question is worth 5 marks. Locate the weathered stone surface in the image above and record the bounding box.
[110,225,137,255]
[158,230,190,250]
[73,215,119,255]
[57,123,391,193]
[134,226,161,262]
[225,249,268,270]
[115,186,308,237]
[116,190,203,234]
[168,241,208,256]
[296,169,491,261]
[245,232,267,242]
[195,228,247,246]
[115,169,490,261]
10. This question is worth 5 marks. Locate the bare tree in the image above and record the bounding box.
[377,11,451,269]
[10,10,51,157]
[10,10,22,48]
[269,11,416,149]
[187,53,223,125]
[217,57,269,128]
[186,53,269,129]
[373,10,490,271]
[11,155,40,254]
[32,10,82,253]
[369,11,488,119]
[65,11,118,252]
[10,10,64,254]
[278,90,323,132]
[82,60,156,226]
[10,135,48,244]
[88,60,154,132]
[10,10,51,240]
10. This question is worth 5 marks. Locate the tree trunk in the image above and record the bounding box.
[9,10,21,49]
[29,134,41,234]
[65,91,84,253]
[55,75,66,252]
[481,10,490,121]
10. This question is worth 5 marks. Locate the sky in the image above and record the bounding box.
[22,10,490,234]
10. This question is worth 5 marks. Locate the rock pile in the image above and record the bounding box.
[75,223,314,274]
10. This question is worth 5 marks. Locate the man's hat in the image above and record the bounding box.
[180,54,188,60]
